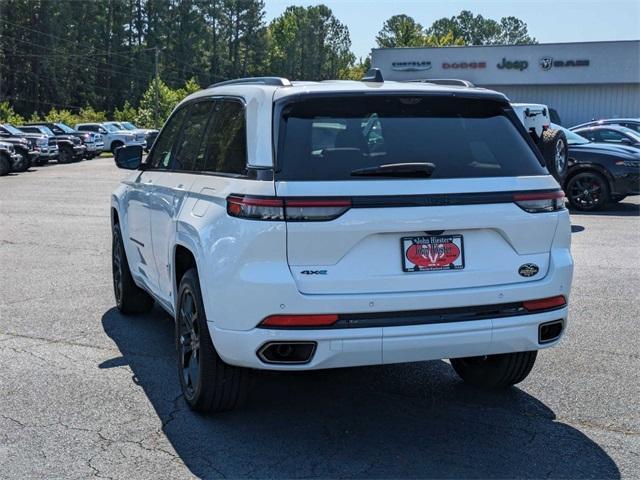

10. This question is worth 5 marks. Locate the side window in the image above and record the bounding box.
[146,107,188,169]
[599,129,625,143]
[172,100,214,172]
[201,99,247,175]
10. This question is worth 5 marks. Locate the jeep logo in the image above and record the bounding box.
[300,270,327,275]
[497,58,529,71]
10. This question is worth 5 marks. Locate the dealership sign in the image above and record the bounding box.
[497,58,529,71]
[391,60,432,71]
[442,61,486,69]
[539,57,590,70]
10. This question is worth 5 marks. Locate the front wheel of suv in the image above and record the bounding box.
[176,268,251,413]
[450,351,537,389]
[112,223,154,314]
[58,146,73,164]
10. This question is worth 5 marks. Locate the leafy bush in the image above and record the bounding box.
[0,102,26,124]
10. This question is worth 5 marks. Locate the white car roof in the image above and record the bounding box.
[182,79,507,105]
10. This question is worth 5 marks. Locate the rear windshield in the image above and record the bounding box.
[275,95,547,181]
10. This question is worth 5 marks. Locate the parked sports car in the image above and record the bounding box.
[571,125,640,149]
[553,124,640,211]
[570,118,640,134]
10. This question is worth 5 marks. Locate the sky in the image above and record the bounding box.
[263,0,640,59]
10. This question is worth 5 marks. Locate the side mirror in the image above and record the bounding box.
[99,128,107,134]
[620,137,632,145]
[114,145,143,170]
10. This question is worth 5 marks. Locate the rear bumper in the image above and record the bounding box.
[212,306,568,370]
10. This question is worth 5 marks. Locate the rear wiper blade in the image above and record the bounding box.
[350,162,435,178]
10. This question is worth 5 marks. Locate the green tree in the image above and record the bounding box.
[426,10,536,45]
[375,14,425,48]
[113,100,138,122]
[268,5,354,80]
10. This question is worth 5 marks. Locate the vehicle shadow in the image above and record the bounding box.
[569,198,639,217]
[101,307,620,479]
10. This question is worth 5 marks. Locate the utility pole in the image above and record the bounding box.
[154,46,159,129]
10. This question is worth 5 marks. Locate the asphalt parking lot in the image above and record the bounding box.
[1,158,638,479]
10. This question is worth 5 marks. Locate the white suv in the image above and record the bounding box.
[111,74,573,413]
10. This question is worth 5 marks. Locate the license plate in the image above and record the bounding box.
[401,235,464,272]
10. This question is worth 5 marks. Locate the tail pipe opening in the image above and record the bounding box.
[257,341,317,364]
[539,320,564,344]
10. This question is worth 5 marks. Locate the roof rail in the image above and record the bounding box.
[409,78,475,87]
[362,68,384,83]
[208,77,292,88]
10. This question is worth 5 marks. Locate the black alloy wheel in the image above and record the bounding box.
[178,287,201,401]
[566,172,610,211]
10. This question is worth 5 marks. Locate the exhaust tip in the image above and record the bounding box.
[257,341,316,364]
[539,320,564,344]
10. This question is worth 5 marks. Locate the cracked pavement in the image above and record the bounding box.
[1,159,639,479]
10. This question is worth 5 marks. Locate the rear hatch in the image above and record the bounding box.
[273,94,563,295]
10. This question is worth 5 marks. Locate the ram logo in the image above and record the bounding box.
[300,270,327,275]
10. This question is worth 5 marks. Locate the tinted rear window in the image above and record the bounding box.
[275,95,546,181]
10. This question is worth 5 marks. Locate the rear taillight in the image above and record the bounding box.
[523,295,566,312]
[260,314,339,327]
[513,190,565,213]
[227,195,351,221]
[227,195,284,220]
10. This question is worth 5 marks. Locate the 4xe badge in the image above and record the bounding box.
[518,263,539,277]
[300,270,327,275]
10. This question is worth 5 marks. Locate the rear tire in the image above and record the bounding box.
[450,351,537,389]
[566,171,610,211]
[176,268,251,413]
[541,129,568,183]
[112,222,154,314]
[0,153,10,176]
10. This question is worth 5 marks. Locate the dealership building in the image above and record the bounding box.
[371,40,640,127]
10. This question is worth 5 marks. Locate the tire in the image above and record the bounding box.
[112,222,154,314]
[450,351,537,389]
[111,141,124,154]
[540,129,568,183]
[610,195,626,203]
[566,171,610,211]
[176,268,251,413]
[0,153,10,176]
[11,154,29,172]
[58,145,73,164]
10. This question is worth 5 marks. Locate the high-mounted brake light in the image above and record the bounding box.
[513,190,565,213]
[260,314,339,327]
[522,295,566,312]
[227,195,351,221]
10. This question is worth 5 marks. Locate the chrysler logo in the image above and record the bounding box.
[391,61,432,71]
[518,263,539,277]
